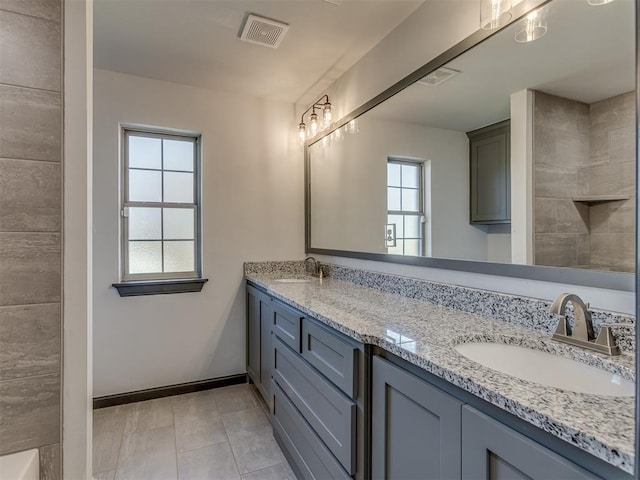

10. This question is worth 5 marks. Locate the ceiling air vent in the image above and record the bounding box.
[417,67,461,87]
[239,14,289,49]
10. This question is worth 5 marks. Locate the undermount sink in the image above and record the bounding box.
[454,342,634,397]
[273,278,312,283]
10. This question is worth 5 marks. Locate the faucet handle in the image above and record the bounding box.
[594,326,621,355]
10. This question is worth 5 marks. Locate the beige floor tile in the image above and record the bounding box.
[124,397,174,434]
[94,404,131,419]
[212,384,259,415]
[172,389,219,420]
[93,408,126,474]
[116,426,177,480]
[93,471,115,480]
[222,407,271,443]
[230,432,286,475]
[94,386,294,480]
[241,462,297,480]
[177,442,241,480]
[175,413,228,453]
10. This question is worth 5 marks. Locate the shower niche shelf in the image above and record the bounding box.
[572,195,631,205]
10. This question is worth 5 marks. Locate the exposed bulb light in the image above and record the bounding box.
[298,122,306,143]
[309,112,319,136]
[587,0,614,4]
[480,0,512,29]
[514,8,547,43]
[296,94,333,142]
[322,101,332,122]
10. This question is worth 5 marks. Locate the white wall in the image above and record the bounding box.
[65,0,93,475]
[311,115,489,260]
[300,0,480,118]
[308,0,634,314]
[510,89,534,264]
[93,69,303,396]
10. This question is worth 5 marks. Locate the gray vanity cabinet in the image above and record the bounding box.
[467,120,511,224]
[246,284,273,406]
[247,281,364,480]
[462,406,599,480]
[371,356,463,480]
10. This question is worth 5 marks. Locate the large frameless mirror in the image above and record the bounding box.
[306,0,635,291]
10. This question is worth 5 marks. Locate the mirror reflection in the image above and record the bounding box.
[309,0,635,273]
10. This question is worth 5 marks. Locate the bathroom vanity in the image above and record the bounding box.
[245,261,635,480]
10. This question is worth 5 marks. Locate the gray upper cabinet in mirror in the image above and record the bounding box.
[306,0,635,291]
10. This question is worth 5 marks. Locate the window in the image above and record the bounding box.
[386,158,425,256]
[121,128,202,283]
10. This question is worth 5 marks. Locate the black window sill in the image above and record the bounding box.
[112,278,208,297]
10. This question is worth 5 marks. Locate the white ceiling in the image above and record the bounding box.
[93,0,424,104]
[371,0,635,132]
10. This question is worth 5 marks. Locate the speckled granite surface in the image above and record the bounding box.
[244,261,636,474]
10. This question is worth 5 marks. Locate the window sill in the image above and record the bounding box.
[112,278,208,297]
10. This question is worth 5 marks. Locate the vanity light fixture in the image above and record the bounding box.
[298,94,332,142]
[514,7,547,43]
[480,0,512,29]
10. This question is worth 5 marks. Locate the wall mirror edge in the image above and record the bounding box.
[304,0,636,293]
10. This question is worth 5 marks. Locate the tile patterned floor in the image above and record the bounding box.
[92,384,296,480]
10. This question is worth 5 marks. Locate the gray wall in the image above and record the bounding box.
[0,0,62,477]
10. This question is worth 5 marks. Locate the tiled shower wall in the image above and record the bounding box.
[533,90,636,272]
[588,92,636,272]
[0,0,63,477]
[533,91,590,268]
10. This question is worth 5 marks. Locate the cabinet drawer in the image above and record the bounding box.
[273,300,303,352]
[302,319,358,398]
[273,337,356,474]
[272,382,351,480]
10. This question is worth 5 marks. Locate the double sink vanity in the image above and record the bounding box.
[245,260,635,479]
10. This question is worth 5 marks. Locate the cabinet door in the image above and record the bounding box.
[258,296,273,407]
[371,356,462,480]
[469,123,510,224]
[246,286,261,387]
[462,406,600,480]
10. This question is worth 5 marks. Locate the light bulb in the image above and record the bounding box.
[298,122,306,142]
[323,102,332,123]
[480,0,512,30]
[309,112,318,136]
[515,8,547,42]
[332,127,344,142]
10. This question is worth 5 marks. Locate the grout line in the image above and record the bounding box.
[172,403,179,480]
[223,389,255,478]
[0,156,61,164]
[0,80,61,94]
[111,405,127,480]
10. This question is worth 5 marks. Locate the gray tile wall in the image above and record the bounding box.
[533,90,636,272]
[588,92,636,272]
[0,0,62,477]
[533,91,591,268]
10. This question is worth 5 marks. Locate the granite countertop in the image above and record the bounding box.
[245,271,636,474]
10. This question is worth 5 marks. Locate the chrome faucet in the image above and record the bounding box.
[303,256,323,278]
[549,293,619,356]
